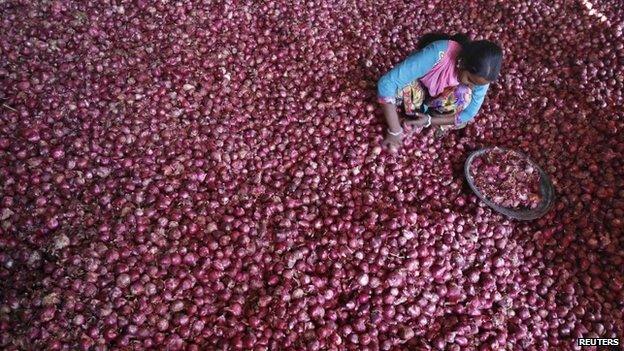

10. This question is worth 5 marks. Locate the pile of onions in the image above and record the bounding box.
[469,149,542,209]
[0,0,623,350]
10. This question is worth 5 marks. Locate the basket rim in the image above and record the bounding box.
[464,147,555,220]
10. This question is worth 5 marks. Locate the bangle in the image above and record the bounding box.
[387,128,403,136]
[424,114,432,128]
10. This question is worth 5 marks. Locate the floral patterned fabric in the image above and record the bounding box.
[397,79,473,126]
[427,84,473,123]
[399,80,426,116]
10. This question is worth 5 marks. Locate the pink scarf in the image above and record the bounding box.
[420,41,461,97]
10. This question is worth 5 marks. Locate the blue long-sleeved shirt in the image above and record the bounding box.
[377,40,489,124]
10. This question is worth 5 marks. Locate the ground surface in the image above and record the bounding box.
[0,0,623,350]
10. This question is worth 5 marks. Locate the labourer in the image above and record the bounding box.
[378,33,503,150]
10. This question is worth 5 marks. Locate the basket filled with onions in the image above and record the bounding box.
[465,147,555,220]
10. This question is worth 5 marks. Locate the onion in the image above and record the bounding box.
[0,0,622,349]
[470,149,542,209]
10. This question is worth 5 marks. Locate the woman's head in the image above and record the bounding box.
[458,40,503,86]
[417,33,503,86]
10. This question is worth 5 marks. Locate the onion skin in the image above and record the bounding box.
[470,149,542,209]
[0,0,623,349]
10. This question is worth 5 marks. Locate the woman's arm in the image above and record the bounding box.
[378,41,448,150]
[377,41,448,101]
[382,103,402,132]
[430,115,455,125]
[381,103,403,150]
[413,84,490,128]
[404,113,454,127]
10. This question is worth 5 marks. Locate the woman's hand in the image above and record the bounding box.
[383,130,403,152]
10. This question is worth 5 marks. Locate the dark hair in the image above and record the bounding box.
[417,32,470,49]
[417,32,503,82]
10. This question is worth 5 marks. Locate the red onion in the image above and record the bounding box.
[470,149,542,209]
[0,0,622,349]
